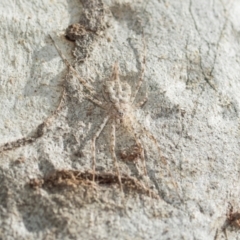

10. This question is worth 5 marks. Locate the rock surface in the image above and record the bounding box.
[1,0,240,239]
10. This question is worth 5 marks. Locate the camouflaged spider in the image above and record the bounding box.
[50,35,163,191]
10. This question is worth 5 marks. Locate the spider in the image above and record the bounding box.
[49,35,164,192]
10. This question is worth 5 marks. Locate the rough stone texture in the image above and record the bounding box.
[1,0,240,239]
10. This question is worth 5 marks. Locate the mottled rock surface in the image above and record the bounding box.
[1,0,240,239]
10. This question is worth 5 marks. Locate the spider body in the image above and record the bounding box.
[88,62,147,191]
[103,63,132,120]
[49,35,164,192]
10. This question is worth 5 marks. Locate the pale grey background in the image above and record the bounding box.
[0,0,240,239]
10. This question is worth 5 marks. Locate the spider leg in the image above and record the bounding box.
[110,119,123,192]
[127,118,148,176]
[131,36,146,104]
[49,35,108,109]
[0,84,66,153]
[92,115,110,181]
[44,86,66,127]
[130,115,167,166]
[135,89,148,108]
[139,123,181,198]
[83,92,108,110]
[49,34,96,95]
[140,124,166,165]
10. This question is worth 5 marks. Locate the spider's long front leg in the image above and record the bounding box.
[131,37,146,104]
[49,35,108,110]
[49,35,95,94]
[0,84,66,154]
[110,119,123,192]
[92,115,110,181]
[44,87,66,127]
